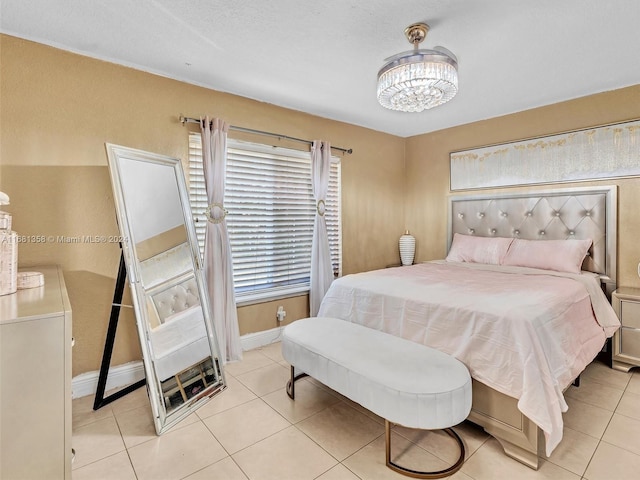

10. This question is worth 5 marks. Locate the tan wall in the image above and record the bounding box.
[0,35,406,376]
[4,33,636,378]
[405,84,640,289]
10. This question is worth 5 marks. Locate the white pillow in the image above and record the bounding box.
[446,233,514,265]
[502,238,592,273]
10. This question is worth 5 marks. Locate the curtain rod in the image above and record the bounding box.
[179,115,353,155]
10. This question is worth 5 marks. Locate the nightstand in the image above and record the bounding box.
[612,287,640,372]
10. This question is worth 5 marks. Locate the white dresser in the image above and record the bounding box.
[0,266,72,479]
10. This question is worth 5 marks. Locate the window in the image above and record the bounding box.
[188,133,342,304]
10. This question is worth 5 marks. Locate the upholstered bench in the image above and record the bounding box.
[281,317,472,478]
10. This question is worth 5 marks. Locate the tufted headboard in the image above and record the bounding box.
[151,276,200,326]
[448,186,617,292]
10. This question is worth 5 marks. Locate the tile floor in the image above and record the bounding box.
[72,343,640,480]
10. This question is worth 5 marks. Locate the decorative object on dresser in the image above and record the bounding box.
[399,230,416,266]
[612,287,640,371]
[17,270,45,289]
[0,266,72,479]
[0,191,17,295]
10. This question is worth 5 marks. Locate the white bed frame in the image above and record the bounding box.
[447,185,617,468]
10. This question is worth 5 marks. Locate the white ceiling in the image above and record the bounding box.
[2,0,639,137]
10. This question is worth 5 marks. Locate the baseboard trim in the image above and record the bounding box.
[239,325,284,351]
[71,361,145,399]
[72,326,285,399]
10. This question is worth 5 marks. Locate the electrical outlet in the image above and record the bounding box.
[276,306,286,322]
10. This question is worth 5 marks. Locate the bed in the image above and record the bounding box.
[318,186,620,469]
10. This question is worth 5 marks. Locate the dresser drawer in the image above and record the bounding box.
[620,300,640,329]
[620,327,640,358]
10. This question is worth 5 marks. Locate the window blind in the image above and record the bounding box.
[188,134,342,303]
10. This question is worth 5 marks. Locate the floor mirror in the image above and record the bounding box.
[105,143,226,434]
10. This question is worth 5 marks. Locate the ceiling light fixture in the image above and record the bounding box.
[377,23,458,112]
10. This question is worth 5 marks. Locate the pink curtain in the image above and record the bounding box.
[200,117,242,362]
[309,140,333,316]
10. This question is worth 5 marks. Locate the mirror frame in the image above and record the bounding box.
[105,143,226,434]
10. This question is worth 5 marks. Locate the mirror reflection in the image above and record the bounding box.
[106,144,225,433]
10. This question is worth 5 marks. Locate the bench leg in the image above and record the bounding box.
[385,420,465,479]
[286,365,308,399]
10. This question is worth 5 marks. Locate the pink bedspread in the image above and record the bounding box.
[317,261,620,455]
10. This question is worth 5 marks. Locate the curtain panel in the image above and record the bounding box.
[310,140,334,316]
[200,117,242,362]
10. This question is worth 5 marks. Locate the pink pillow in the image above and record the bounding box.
[502,238,592,273]
[446,233,514,265]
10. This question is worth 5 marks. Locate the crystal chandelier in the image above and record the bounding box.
[377,23,458,112]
